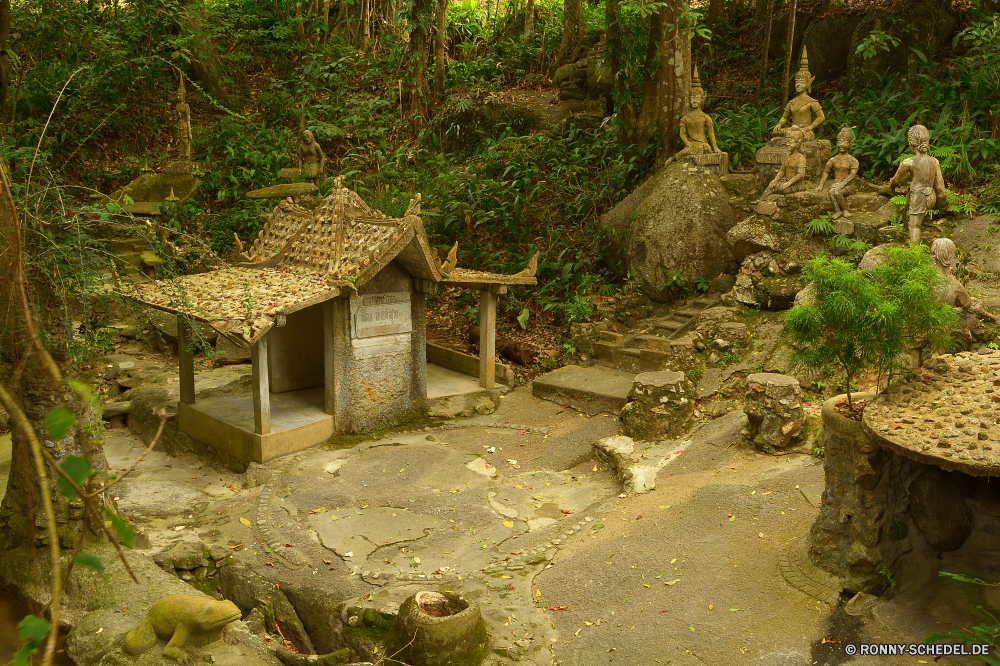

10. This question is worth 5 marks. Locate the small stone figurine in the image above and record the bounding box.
[175,73,193,161]
[815,126,860,219]
[297,130,326,186]
[773,46,825,143]
[888,124,948,246]
[664,65,721,167]
[759,137,807,208]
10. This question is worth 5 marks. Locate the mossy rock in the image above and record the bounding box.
[385,592,488,666]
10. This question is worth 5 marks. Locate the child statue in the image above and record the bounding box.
[175,73,193,161]
[760,137,807,201]
[664,65,721,167]
[772,46,825,143]
[888,124,948,246]
[298,130,326,186]
[815,126,859,219]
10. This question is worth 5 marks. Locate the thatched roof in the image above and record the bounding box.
[121,178,536,345]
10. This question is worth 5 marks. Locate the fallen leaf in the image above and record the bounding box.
[592,465,598,471]
[561,510,574,515]
[709,603,714,610]
[331,515,338,520]
[643,584,650,588]
[729,515,735,521]
[503,521,514,528]
[575,628,582,636]
[546,606,568,611]
[266,562,274,567]
[730,608,740,612]
[96,628,103,634]
[759,532,765,538]
[585,621,593,626]
[689,625,695,632]
[413,557,420,564]
[664,579,681,586]
[228,544,243,549]
[344,551,353,557]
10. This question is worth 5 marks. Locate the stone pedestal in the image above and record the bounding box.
[689,151,729,176]
[753,139,831,192]
[620,370,695,441]
[744,372,806,448]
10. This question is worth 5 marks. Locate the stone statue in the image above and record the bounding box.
[773,47,825,143]
[815,126,860,219]
[759,137,807,207]
[664,66,720,167]
[298,130,326,186]
[124,594,241,664]
[175,73,193,161]
[888,124,948,246]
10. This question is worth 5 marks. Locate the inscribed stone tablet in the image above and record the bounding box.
[351,292,412,339]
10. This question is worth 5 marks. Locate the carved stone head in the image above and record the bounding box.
[836,126,854,153]
[932,237,957,272]
[794,46,815,93]
[302,129,315,144]
[908,124,930,154]
[690,64,705,110]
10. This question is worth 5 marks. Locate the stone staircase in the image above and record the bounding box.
[594,295,721,373]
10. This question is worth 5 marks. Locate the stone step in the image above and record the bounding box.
[655,320,681,333]
[111,237,148,254]
[626,334,672,351]
[532,365,636,415]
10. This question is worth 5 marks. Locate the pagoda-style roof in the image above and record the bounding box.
[121,178,536,344]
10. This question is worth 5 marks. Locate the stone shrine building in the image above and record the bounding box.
[123,179,535,463]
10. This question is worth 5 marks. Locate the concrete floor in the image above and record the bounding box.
[426,362,484,399]
[189,387,329,434]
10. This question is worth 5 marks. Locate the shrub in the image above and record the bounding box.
[785,246,958,410]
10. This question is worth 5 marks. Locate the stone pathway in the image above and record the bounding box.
[103,379,947,666]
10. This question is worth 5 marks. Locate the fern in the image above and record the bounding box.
[805,215,834,237]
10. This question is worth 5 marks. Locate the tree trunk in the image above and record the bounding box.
[706,0,724,30]
[524,0,534,40]
[295,1,307,43]
[405,0,431,123]
[756,0,773,100]
[435,0,447,96]
[606,0,621,113]
[0,0,8,138]
[781,0,797,106]
[181,0,225,101]
[618,0,690,180]
[556,0,583,65]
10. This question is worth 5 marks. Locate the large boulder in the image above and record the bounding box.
[801,15,865,82]
[601,162,737,301]
[953,215,1000,275]
[726,215,784,262]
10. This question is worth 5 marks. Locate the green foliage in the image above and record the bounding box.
[805,215,834,237]
[785,247,958,408]
[878,564,897,592]
[45,407,77,441]
[712,103,779,170]
[828,234,872,262]
[565,294,594,324]
[74,553,106,573]
[11,615,51,666]
[199,118,293,202]
[925,573,1000,664]
[855,30,901,60]
[101,506,136,548]
[57,456,93,498]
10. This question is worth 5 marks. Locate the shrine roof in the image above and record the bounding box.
[862,349,1000,477]
[119,179,536,344]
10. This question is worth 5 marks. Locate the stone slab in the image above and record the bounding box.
[531,364,634,415]
[308,507,442,560]
[245,182,319,200]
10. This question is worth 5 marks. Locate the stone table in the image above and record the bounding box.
[863,350,1000,475]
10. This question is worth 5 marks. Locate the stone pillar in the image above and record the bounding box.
[620,371,695,440]
[744,373,805,449]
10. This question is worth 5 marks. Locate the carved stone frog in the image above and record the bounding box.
[124,594,241,664]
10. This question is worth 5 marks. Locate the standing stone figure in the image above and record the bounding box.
[760,137,807,203]
[912,237,970,368]
[772,46,825,143]
[815,126,860,219]
[664,65,720,167]
[298,130,326,186]
[889,124,948,246]
[175,73,193,161]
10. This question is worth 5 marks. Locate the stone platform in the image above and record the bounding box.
[531,364,634,415]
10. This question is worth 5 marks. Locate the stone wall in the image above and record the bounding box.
[332,261,427,434]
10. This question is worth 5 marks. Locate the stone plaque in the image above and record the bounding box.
[351,292,412,339]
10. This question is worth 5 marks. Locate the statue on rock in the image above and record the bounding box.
[175,72,193,162]
[888,124,948,246]
[753,46,830,192]
[773,46,825,143]
[757,137,806,215]
[664,65,722,170]
[124,594,241,664]
[815,126,860,219]
[298,130,327,187]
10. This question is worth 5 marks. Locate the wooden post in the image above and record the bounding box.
[251,335,271,435]
[323,300,336,417]
[478,289,497,389]
[177,316,195,405]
